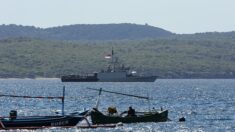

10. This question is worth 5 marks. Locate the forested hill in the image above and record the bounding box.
[1,23,235,78]
[0,24,173,40]
[0,36,235,78]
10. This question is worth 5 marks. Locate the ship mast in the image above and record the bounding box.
[111,47,115,72]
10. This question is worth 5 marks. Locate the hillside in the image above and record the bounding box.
[0,37,235,78]
[0,24,173,40]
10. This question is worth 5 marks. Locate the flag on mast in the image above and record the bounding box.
[105,48,114,59]
[105,54,112,59]
[112,47,114,56]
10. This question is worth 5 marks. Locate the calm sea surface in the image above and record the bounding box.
[0,79,234,132]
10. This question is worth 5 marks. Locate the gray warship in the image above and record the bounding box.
[61,49,157,82]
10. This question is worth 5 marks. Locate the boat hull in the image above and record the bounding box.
[90,109,168,124]
[0,116,83,129]
[61,75,99,82]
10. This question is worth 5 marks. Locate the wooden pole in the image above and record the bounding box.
[87,87,149,100]
[95,88,102,109]
[62,86,65,116]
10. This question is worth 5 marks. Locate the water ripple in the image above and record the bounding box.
[0,79,235,131]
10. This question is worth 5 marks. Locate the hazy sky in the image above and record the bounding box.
[0,0,235,33]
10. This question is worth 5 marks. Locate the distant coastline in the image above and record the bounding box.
[1,24,235,79]
[0,76,234,80]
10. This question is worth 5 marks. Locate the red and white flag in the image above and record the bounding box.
[105,54,112,59]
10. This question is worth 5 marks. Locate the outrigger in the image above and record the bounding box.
[87,88,169,124]
[0,86,84,130]
[0,86,121,130]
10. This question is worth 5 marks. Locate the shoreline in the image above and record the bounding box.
[0,78,234,80]
[0,78,60,80]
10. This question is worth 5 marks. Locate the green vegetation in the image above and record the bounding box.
[1,24,235,78]
[1,36,235,78]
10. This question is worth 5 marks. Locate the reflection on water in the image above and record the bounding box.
[0,79,235,131]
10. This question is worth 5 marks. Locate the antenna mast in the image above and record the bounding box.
[111,47,115,72]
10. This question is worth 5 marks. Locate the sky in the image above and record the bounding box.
[0,0,235,34]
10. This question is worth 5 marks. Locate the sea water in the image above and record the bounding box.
[0,79,234,131]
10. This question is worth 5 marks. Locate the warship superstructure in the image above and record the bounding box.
[61,49,157,82]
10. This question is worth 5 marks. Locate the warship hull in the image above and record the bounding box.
[96,76,157,82]
[61,75,157,82]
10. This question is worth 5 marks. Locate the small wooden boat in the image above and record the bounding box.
[0,86,86,129]
[0,115,83,129]
[90,108,168,124]
[87,88,169,124]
